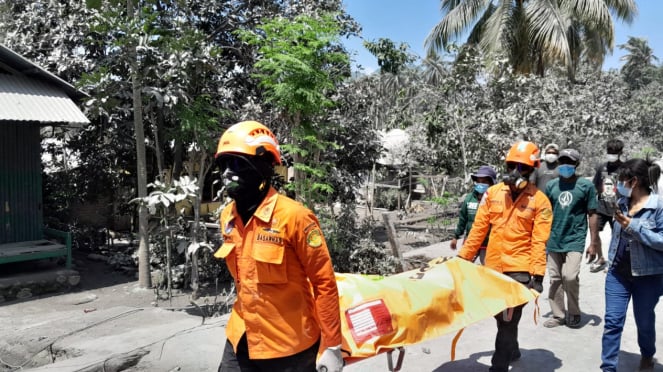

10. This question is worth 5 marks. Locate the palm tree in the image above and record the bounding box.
[425,0,637,79]
[619,36,658,89]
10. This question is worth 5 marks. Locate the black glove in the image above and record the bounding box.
[528,275,544,293]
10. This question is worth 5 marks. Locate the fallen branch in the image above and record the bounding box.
[75,349,150,372]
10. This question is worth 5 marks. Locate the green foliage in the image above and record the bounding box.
[632,146,659,159]
[430,192,454,208]
[238,13,349,117]
[363,38,416,75]
[175,95,229,150]
[237,13,351,205]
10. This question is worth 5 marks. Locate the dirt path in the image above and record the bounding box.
[0,204,455,371]
[0,252,230,372]
[3,229,662,371]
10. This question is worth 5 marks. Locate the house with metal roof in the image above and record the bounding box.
[0,44,89,270]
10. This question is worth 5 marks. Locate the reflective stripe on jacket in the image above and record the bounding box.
[214,187,342,359]
[458,182,553,276]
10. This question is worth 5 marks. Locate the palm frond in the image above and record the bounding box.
[619,36,657,63]
[504,2,532,74]
[425,0,491,53]
[560,0,611,31]
[479,0,514,56]
[526,0,572,67]
[467,3,496,45]
[561,0,614,54]
[603,0,637,23]
[421,55,449,85]
[440,0,464,13]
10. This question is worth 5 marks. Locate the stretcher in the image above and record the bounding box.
[336,257,539,371]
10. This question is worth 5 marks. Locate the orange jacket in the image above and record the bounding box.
[214,187,342,359]
[458,182,552,276]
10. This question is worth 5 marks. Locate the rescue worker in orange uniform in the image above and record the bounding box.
[213,121,343,372]
[458,141,553,372]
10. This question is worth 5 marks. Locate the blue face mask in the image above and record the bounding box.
[617,181,632,197]
[558,164,576,178]
[474,183,489,194]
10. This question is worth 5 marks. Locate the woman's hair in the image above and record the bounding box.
[617,158,662,192]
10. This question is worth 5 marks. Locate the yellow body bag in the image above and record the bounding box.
[337,257,538,363]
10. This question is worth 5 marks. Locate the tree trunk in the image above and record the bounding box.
[191,152,208,299]
[454,115,469,180]
[153,108,166,180]
[128,0,151,288]
[166,233,172,302]
[290,112,307,203]
[183,145,214,299]
[172,137,183,180]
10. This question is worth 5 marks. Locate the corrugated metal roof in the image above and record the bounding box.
[0,43,88,99]
[0,74,89,125]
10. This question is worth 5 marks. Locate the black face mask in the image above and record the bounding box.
[218,155,272,206]
[222,168,266,200]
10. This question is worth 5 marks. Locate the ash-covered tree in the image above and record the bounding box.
[363,38,416,75]
[426,0,638,80]
[0,0,316,286]
[619,36,659,90]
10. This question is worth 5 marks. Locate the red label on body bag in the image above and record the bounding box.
[345,299,394,344]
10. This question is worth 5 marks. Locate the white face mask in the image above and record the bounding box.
[606,154,619,163]
[544,154,558,163]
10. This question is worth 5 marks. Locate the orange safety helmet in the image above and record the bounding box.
[215,121,282,165]
[505,141,541,168]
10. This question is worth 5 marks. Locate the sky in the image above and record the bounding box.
[341,0,663,74]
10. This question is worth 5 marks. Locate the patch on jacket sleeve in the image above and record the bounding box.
[540,207,553,221]
[306,228,323,248]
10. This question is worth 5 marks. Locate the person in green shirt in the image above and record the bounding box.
[543,148,601,328]
[450,165,497,264]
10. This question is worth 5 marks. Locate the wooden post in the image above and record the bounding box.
[382,212,406,272]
